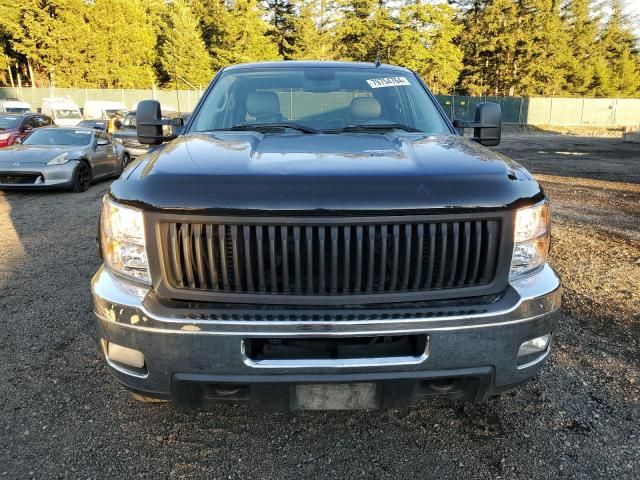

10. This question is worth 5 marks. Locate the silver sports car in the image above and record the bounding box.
[0,127,131,192]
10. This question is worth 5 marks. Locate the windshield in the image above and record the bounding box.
[104,109,127,118]
[23,129,92,146]
[6,107,30,114]
[191,67,450,134]
[78,120,107,130]
[53,109,82,120]
[0,115,21,129]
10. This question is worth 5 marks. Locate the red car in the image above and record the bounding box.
[0,113,55,148]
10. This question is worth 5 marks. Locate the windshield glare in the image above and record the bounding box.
[54,109,82,120]
[23,129,92,146]
[191,67,449,134]
[0,115,21,129]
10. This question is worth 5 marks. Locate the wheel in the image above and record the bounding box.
[70,161,91,192]
[121,153,131,171]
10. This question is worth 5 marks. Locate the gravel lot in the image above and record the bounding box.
[1,134,638,479]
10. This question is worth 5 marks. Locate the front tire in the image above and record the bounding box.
[121,153,131,172]
[70,161,91,193]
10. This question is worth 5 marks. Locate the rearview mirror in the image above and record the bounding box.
[137,100,181,145]
[96,138,109,146]
[452,102,502,147]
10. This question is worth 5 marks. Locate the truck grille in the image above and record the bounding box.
[160,217,503,302]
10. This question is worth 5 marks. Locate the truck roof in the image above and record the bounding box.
[224,60,412,72]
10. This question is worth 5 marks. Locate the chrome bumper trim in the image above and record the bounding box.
[92,264,561,337]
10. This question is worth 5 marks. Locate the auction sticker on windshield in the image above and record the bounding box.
[366,77,411,88]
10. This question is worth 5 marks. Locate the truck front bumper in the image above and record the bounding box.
[92,265,561,409]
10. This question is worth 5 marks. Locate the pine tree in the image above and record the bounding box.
[84,0,157,88]
[455,0,520,95]
[289,1,325,60]
[515,0,573,96]
[393,2,463,93]
[158,0,213,88]
[196,0,280,71]
[595,0,640,96]
[9,0,90,87]
[562,0,601,95]
[333,0,397,63]
[265,0,297,59]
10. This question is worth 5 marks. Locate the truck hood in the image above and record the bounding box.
[0,145,83,165]
[111,132,543,214]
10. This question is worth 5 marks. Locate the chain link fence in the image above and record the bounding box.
[0,86,203,114]
[1,87,638,127]
[435,95,640,126]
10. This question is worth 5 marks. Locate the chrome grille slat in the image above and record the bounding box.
[162,218,503,298]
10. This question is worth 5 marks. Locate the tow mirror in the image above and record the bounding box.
[452,102,502,147]
[136,100,182,145]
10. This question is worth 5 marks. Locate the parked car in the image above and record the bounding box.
[77,119,108,131]
[83,101,127,121]
[41,98,83,126]
[0,112,54,148]
[0,99,33,113]
[0,127,130,192]
[92,61,561,409]
[113,110,186,157]
[112,111,147,158]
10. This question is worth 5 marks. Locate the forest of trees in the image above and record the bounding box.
[0,0,638,97]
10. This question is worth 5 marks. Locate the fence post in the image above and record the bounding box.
[152,83,156,100]
[612,98,618,126]
[548,97,553,125]
[450,94,455,120]
[580,97,585,126]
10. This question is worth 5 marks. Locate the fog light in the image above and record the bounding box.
[517,334,551,367]
[105,341,145,369]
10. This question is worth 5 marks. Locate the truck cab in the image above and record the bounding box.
[92,62,561,410]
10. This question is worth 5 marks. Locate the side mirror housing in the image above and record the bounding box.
[96,138,109,146]
[452,102,502,147]
[136,100,178,145]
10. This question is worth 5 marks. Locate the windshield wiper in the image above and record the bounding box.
[327,123,422,133]
[217,123,320,134]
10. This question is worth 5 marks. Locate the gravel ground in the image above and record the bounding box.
[0,134,638,479]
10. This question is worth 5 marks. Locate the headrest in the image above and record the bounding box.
[350,97,382,121]
[246,92,280,117]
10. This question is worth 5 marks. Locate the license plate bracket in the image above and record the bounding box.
[292,383,378,410]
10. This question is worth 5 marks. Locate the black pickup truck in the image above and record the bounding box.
[92,61,561,410]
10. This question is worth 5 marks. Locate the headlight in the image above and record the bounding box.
[47,153,69,165]
[0,133,11,141]
[510,201,550,279]
[100,197,150,284]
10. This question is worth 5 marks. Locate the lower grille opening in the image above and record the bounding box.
[0,173,42,185]
[244,335,428,361]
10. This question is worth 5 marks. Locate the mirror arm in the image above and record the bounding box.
[452,120,499,129]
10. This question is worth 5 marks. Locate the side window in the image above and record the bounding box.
[96,131,112,144]
[24,117,38,129]
[34,116,48,128]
